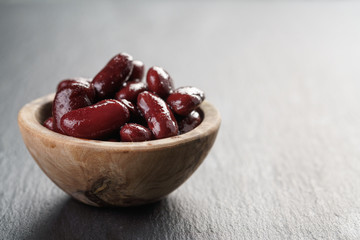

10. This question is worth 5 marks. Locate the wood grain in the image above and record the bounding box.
[1,1,360,239]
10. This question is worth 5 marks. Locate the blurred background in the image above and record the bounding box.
[1,0,360,239]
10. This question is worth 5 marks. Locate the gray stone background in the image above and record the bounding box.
[1,1,360,239]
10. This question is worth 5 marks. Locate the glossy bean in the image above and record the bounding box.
[52,84,94,133]
[166,86,205,116]
[60,99,130,139]
[56,78,95,103]
[120,123,152,142]
[146,66,174,98]
[43,117,54,131]
[178,110,202,134]
[137,91,178,139]
[115,81,147,103]
[128,60,145,82]
[92,53,133,100]
[57,77,91,90]
[119,99,144,124]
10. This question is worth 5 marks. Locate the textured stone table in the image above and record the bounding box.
[1,1,360,239]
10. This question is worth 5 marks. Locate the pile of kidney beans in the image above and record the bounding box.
[43,53,205,142]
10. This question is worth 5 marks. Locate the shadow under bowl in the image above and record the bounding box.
[18,93,221,207]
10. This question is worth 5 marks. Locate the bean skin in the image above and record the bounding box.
[120,123,152,142]
[166,86,205,116]
[178,110,202,134]
[137,91,178,139]
[57,77,92,90]
[146,66,174,98]
[120,99,137,117]
[52,84,94,133]
[56,78,95,103]
[115,81,147,103]
[92,53,133,100]
[128,60,145,82]
[60,99,130,139]
[119,99,145,124]
[43,117,54,131]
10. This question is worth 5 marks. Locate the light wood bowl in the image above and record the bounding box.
[18,93,221,207]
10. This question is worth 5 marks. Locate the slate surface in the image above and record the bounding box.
[1,1,360,239]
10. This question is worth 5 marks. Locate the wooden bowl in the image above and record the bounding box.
[18,93,221,207]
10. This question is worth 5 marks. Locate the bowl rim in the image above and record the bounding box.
[18,93,221,151]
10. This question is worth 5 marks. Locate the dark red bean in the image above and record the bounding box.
[56,78,96,102]
[166,86,205,116]
[137,91,178,139]
[120,123,152,142]
[43,117,54,131]
[178,110,202,134]
[146,66,174,98]
[60,99,130,139]
[120,99,136,115]
[57,77,91,90]
[119,99,140,122]
[92,53,133,100]
[120,99,147,126]
[128,60,145,82]
[52,84,94,133]
[115,81,147,103]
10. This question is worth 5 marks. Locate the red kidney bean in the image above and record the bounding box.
[137,91,178,139]
[92,53,133,100]
[128,60,145,82]
[57,77,91,90]
[52,84,94,133]
[115,81,147,103]
[146,66,174,98]
[56,78,95,102]
[120,99,136,114]
[120,123,152,142]
[60,99,130,139]
[166,86,205,116]
[43,117,54,131]
[119,99,143,123]
[178,110,202,134]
